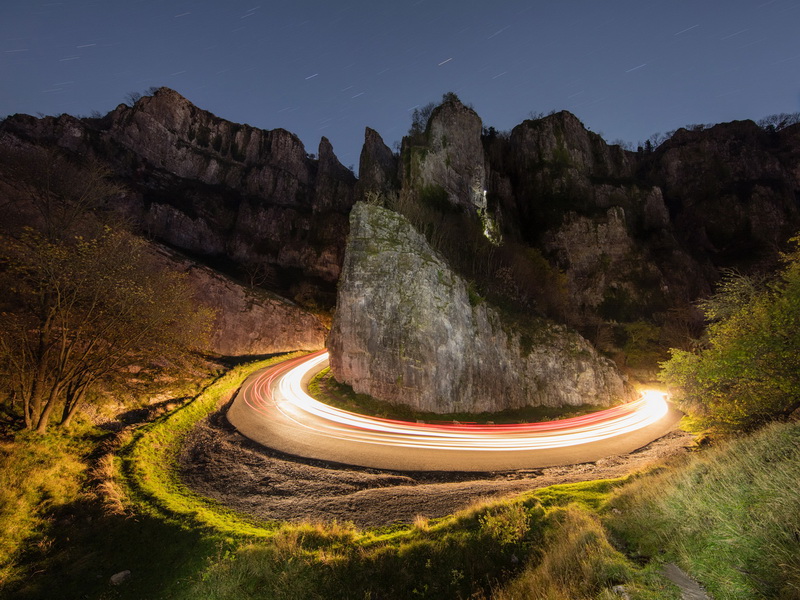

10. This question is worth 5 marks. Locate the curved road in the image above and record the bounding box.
[227,350,682,472]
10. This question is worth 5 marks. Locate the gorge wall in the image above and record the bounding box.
[2,88,799,406]
[3,88,797,322]
[153,246,326,356]
[327,203,636,413]
[0,87,357,308]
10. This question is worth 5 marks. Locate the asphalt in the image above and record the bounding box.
[226,353,683,472]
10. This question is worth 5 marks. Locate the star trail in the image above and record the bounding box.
[2,0,799,170]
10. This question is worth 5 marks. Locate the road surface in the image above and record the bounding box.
[227,350,683,472]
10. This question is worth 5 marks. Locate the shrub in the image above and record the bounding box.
[660,241,800,430]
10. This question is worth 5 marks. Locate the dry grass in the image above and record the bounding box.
[0,432,90,586]
[606,421,800,599]
[494,506,632,600]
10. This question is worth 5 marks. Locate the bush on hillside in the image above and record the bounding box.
[659,237,800,430]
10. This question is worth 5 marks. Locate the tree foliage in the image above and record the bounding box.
[0,227,213,432]
[408,102,436,140]
[757,112,800,132]
[660,240,800,430]
[0,146,123,240]
[0,147,213,433]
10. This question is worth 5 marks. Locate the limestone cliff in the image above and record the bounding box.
[642,120,800,266]
[153,246,326,356]
[3,90,799,371]
[357,127,399,197]
[0,87,357,307]
[327,203,635,413]
[400,98,488,214]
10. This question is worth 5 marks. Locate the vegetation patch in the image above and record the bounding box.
[661,240,800,430]
[606,421,800,599]
[310,367,612,424]
[0,430,92,587]
[118,353,302,539]
[185,477,686,600]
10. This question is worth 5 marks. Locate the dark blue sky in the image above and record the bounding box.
[2,0,799,170]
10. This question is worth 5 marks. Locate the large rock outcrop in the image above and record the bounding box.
[3,90,799,369]
[400,98,488,213]
[643,120,800,266]
[327,203,635,413]
[0,87,358,306]
[357,127,399,197]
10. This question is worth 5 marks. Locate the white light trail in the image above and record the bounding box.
[241,351,670,452]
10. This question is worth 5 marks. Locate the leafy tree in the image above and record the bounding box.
[0,147,213,433]
[660,241,800,430]
[408,102,436,139]
[0,226,213,432]
[0,145,122,241]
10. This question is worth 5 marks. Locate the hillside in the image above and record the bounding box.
[2,87,798,319]
[3,88,798,411]
[1,87,798,596]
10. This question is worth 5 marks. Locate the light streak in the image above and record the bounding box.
[239,351,671,453]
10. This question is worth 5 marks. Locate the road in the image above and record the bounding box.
[227,350,683,472]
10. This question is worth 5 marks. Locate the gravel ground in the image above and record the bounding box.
[179,405,694,528]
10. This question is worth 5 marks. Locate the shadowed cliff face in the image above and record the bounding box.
[154,246,326,356]
[643,121,800,267]
[328,203,636,413]
[2,90,799,394]
[381,103,800,334]
[0,87,357,308]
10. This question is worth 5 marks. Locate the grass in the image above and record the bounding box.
[185,478,686,600]
[0,429,93,587]
[309,367,612,425]
[0,353,300,600]
[118,352,303,539]
[3,350,798,600]
[492,506,680,600]
[605,421,800,599]
[184,483,603,599]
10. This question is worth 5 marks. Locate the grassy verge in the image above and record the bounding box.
[184,479,649,600]
[493,506,680,600]
[5,350,798,600]
[310,367,612,424]
[0,429,94,587]
[118,352,302,539]
[0,353,298,600]
[605,421,800,599]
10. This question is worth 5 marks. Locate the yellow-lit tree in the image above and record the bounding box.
[660,239,800,430]
[0,147,213,432]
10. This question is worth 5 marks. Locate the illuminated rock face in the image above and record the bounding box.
[328,203,636,414]
[400,98,488,214]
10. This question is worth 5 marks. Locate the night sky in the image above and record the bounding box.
[2,0,799,170]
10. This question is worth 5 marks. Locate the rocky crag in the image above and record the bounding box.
[328,203,634,412]
[0,87,357,307]
[340,96,798,408]
[2,89,798,409]
[368,100,800,330]
[153,246,326,356]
